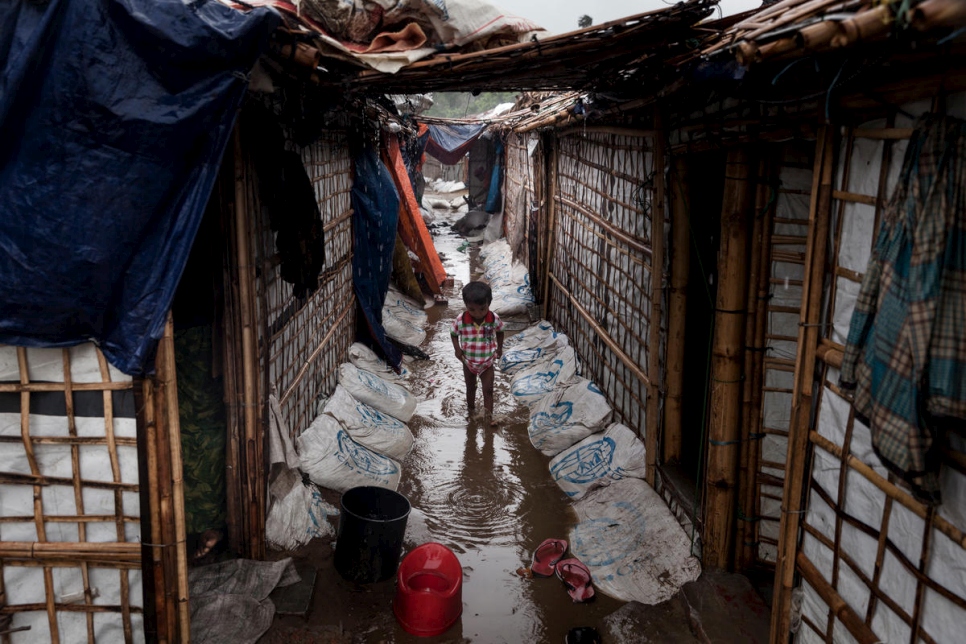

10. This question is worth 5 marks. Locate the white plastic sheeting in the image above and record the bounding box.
[568,478,701,605]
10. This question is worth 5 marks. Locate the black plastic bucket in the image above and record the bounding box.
[334,486,411,583]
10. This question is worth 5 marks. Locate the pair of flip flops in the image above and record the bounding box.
[530,538,595,602]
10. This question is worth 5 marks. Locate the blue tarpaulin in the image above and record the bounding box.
[0,0,279,375]
[425,122,487,165]
[351,144,403,371]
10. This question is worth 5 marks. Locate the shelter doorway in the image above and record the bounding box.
[664,150,725,522]
[171,184,230,563]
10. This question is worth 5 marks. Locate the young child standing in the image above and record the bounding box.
[451,281,505,426]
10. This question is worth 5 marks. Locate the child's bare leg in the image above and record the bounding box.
[463,363,478,412]
[480,366,497,426]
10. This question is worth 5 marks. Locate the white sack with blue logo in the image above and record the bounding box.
[549,423,647,499]
[500,322,569,375]
[324,385,414,460]
[526,378,611,456]
[510,345,579,408]
[568,477,701,604]
[490,267,536,316]
[349,342,411,384]
[339,363,417,422]
[382,287,428,346]
[297,414,402,492]
[266,472,339,550]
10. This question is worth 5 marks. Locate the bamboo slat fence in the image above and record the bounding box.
[0,344,150,643]
[542,127,662,480]
[256,127,356,439]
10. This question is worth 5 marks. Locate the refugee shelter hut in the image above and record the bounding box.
[497,1,966,643]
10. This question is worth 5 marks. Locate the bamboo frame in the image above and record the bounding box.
[0,342,151,643]
[703,146,753,570]
[737,152,778,570]
[232,124,265,560]
[771,125,835,642]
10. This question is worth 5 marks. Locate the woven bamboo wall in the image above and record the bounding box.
[0,345,145,643]
[503,132,539,271]
[253,128,356,440]
[786,104,966,643]
[544,129,658,441]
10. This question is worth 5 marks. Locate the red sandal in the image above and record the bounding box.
[555,558,595,602]
[530,538,568,577]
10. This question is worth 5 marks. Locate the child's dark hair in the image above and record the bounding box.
[462,281,492,305]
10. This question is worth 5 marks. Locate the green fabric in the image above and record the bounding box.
[174,325,228,535]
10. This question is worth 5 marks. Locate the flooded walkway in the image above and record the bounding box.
[262,196,624,643]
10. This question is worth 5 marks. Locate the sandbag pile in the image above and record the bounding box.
[504,320,695,605]
[297,358,418,495]
[479,239,535,316]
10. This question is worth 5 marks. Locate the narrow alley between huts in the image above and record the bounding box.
[3,2,966,644]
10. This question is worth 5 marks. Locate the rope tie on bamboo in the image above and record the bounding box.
[737,509,761,523]
[799,322,831,328]
[709,431,765,447]
[745,346,770,352]
[715,307,748,314]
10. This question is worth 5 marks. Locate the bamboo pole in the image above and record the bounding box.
[135,376,166,643]
[703,147,754,571]
[770,126,835,643]
[737,154,775,570]
[156,316,190,643]
[646,111,666,487]
[542,135,559,317]
[664,154,690,464]
[233,124,266,561]
[909,0,966,31]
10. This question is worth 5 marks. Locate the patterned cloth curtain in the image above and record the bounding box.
[840,114,966,504]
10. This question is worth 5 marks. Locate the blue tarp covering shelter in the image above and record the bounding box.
[425,123,487,165]
[351,144,403,370]
[0,0,279,375]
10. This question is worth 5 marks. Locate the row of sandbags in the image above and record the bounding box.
[297,345,418,495]
[266,343,418,551]
[504,321,702,605]
[479,239,535,316]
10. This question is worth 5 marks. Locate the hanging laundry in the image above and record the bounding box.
[840,114,966,504]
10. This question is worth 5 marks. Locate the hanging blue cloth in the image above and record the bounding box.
[0,0,279,375]
[351,143,403,370]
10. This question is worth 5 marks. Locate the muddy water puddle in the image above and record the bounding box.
[265,196,624,643]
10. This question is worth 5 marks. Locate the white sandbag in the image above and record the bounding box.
[510,346,579,408]
[383,306,427,346]
[500,344,560,375]
[527,378,612,457]
[339,363,417,422]
[549,423,647,499]
[297,414,402,492]
[324,386,414,461]
[266,478,339,550]
[386,287,429,322]
[348,342,411,384]
[503,320,562,352]
[568,478,702,604]
[491,272,535,316]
